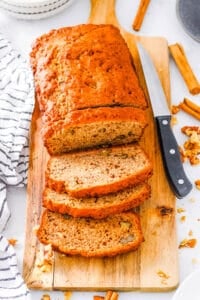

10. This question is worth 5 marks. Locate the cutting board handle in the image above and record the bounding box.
[88,0,119,27]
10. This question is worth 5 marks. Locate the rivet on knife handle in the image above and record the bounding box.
[156,115,192,198]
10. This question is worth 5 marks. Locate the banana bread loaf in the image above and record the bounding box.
[37,209,144,257]
[43,182,151,219]
[45,143,153,198]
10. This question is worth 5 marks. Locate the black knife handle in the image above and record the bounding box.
[156,115,192,198]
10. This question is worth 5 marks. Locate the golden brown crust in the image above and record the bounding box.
[42,183,151,219]
[37,210,144,257]
[30,24,147,113]
[42,106,147,129]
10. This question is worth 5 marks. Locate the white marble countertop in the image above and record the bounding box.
[1,0,200,299]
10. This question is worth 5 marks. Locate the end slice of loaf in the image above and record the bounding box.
[43,183,151,219]
[46,143,153,198]
[43,106,147,154]
[37,210,144,257]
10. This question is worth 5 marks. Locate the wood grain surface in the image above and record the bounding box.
[23,0,179,291]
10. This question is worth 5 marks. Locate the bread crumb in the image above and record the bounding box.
[177,207,185,213]
[157,270,170,285]
[35,244,53,272]
[8,239,17,246]
[171,105,181,114]
[179,238,197,248]
[195,179,200,190]
[33,225,39,235]
[41,295,50,300]
[188,230,193,236]
[39,264,51,273]
[157,270,170,279]
[180,215,186,223]
[189,197,196,203]
[171,115,178,126]
[192,258,198,264]
[64,291,72,300]
[178,146,187,163]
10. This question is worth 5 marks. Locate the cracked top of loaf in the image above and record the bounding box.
[30,24,147,114]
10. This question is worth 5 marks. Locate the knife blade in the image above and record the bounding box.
[137,42,192,198]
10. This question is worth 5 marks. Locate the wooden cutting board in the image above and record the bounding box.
[23,0,179,291]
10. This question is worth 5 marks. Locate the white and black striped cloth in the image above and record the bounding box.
[0,33,34,299]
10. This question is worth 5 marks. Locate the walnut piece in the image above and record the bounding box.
[8,239,17,246]
[181,126,200,165]
[179,238,197,248]
[195,179,200,190]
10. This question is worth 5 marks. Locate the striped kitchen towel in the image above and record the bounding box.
[0,32,34,299]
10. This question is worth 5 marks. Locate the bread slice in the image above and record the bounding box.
[42,106,147,154]
[46,143,153,198]
[43,183,151,219]
[30,24,147,113]
[37,209,144,257]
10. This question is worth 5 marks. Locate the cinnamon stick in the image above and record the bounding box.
[110,292,118,300]
[179,98,200,120]
[105,291,118,300]
[169,43,200,95]
[132,0,151,31]
[105,291,113,300]
[179,102,200,120]
[183,97,200,113]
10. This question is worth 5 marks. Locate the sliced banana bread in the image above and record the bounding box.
[46,143,153,198]
[37,209,144,257]
[43,182,151,219]
[42,106,147,154]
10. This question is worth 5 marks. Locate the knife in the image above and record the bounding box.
[137,42,192,198]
